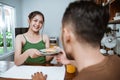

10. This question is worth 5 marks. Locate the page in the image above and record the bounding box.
[0,65,65,80]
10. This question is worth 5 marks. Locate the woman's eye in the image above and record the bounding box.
[34,20,37,22]
[33,19,43,24]
[39,21,43,24]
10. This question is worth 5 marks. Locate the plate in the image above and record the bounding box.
[39,48,61,56]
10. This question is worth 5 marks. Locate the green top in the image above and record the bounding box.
[22,35,46,64]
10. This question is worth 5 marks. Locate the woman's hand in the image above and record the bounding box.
[32,72,47,80]
[25,49,42,58]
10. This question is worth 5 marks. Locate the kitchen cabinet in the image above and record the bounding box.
[95,0,120,21]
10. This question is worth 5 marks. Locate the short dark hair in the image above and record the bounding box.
[28,11,45,22]
[62,1,109,47]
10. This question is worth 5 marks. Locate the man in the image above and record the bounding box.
[32,1,120,80]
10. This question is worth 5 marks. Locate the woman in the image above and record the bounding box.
[14,11,53,66]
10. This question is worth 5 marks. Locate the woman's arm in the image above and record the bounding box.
[14,35,29,66]
[43,34,49,49]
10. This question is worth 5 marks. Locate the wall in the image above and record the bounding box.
[21,0,74,38]
[0,0,74,37]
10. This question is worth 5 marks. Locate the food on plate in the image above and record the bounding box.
[46,48,56,53]
[40,48,60,53]
[39,47,61,56]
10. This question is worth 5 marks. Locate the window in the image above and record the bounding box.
[0,3,15,55]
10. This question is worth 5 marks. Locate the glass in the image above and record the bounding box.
[66,64,76,73]
[50,37,58,48]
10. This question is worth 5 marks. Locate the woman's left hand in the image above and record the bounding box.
[32,72,47,80]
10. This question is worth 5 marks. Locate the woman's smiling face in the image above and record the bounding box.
[29,15,44,33]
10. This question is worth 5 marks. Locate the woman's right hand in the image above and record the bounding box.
[25,49,42,58]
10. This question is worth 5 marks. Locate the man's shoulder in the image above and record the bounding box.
[73,55,120,80]
[108,55,120,63]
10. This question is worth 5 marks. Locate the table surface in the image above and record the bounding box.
[0,61,77,80]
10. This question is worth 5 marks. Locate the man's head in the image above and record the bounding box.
[61,1,109,59]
